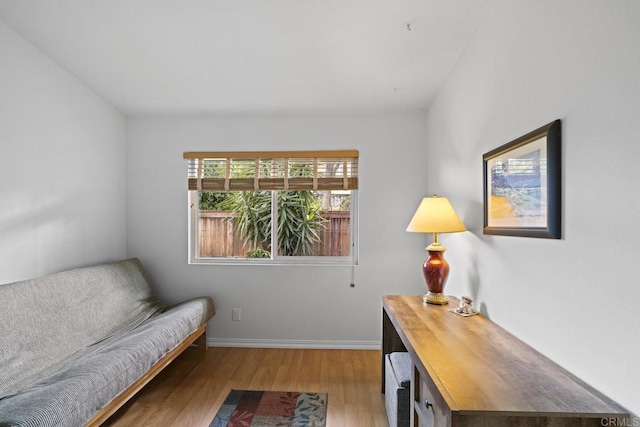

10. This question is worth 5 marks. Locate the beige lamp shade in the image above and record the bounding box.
[406,196,467,234]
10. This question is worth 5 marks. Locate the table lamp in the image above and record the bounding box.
[406,195,466,305]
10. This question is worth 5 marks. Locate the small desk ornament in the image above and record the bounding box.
[449,296,479,317]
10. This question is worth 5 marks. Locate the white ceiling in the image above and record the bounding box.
[0,0,490,116]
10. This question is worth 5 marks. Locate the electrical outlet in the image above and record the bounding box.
[232,308,241,322]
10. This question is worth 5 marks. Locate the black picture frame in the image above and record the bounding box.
[483,120,561,238]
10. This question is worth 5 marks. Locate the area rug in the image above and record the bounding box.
[210,389,328,427]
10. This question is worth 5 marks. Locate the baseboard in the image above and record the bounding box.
[207,337,380,350]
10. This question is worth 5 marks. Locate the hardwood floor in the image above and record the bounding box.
[103,347,388,427]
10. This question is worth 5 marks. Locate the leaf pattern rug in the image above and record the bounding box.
[210,389,328,427]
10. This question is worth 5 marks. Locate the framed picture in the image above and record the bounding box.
[483,120,561,238]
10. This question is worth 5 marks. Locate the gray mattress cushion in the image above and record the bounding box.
[0,297,213,427]
[0,258,164,400]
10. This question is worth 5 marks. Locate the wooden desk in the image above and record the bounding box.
[382,295,629,427]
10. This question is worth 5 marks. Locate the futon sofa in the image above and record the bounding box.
[0,258,215,426]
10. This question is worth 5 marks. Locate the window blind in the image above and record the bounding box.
[183,150,358,191]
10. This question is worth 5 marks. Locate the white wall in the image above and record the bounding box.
[127,114,430,348]
[424,0,640,415]
[0,20,127,284]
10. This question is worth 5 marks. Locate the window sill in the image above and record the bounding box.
[188,257,357,267]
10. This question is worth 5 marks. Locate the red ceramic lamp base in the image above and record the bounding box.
[422,249,450,305]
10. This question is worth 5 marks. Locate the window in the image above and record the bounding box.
[184,150,358,264]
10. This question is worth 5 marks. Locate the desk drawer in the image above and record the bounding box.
[414,366,450,427]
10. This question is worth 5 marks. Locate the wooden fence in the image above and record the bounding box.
[198,210,351,257]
